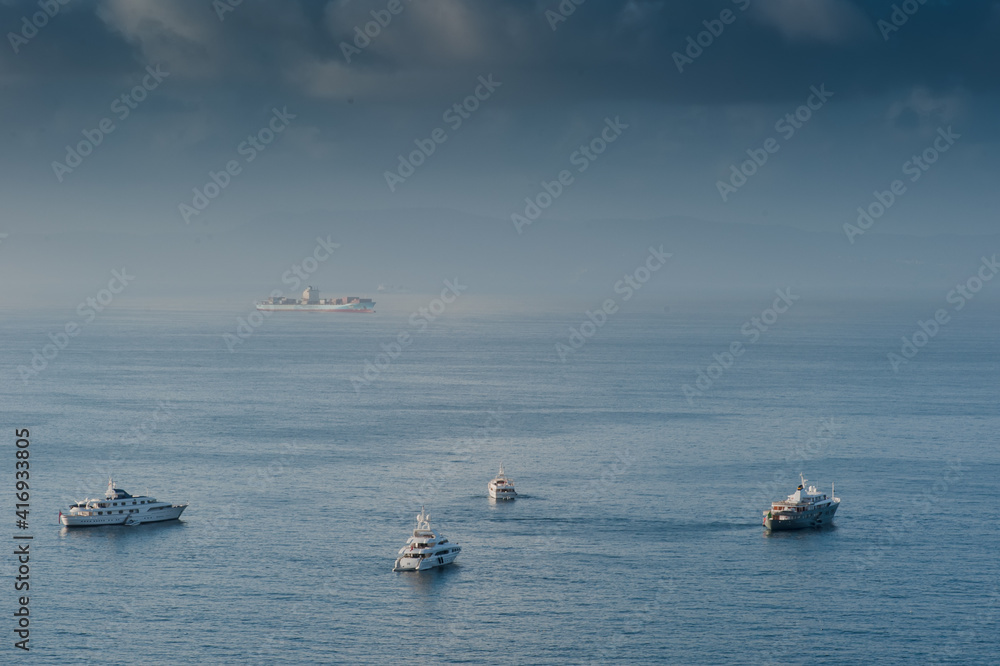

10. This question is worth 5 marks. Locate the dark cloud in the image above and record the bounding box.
[1,1,996,102]
[0,0,995,240]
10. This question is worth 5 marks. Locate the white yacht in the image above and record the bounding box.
[59,478,188,527]
[393,508,460,571]
[488,462,517,500]
[763,474,839,531]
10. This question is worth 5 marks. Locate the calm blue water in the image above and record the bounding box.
[2,305,998,664]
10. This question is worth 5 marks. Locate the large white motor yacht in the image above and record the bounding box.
[763,474,839,531]
[59,478,188,527]
[393,507,460,571]
[488,462,517,500]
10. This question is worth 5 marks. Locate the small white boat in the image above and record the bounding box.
[488,462,516,500]
[763,474,839,531]
[393,507,460,572]
[59,478,187,527]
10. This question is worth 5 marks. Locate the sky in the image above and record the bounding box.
[0,0,997,305]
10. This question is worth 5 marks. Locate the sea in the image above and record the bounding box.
[2,303,998,664]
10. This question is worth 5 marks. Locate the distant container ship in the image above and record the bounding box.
[256,286,375,313]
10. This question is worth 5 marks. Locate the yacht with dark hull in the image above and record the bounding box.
[763,475,839,531]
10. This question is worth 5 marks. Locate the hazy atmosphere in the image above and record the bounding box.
[2,0,998,308]
[2,2,998,664]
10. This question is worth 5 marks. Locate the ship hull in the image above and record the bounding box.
[393,551,460,571]
[255,303,374,313]
[764,502,838,531]
[488,486,517,500]
[60,505,187,527]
